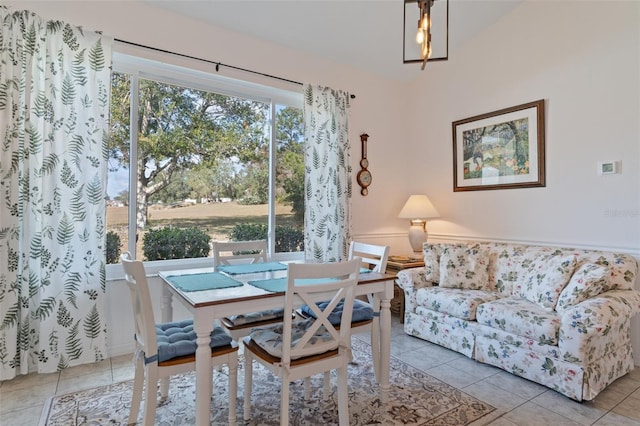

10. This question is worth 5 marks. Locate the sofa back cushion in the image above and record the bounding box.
[422,242,471,283]
[556,263,611,312]
[514,253,577,310]
[487,244,638,298]
[439,245,491,290]
[422,243,441,282]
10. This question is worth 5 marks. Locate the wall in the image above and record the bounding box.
[7,1,640,362]
[398,1,640,363]
[401,1,639,253]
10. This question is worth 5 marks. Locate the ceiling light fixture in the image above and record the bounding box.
[403,0,449,70]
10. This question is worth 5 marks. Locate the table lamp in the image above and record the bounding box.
[397,194,440,253]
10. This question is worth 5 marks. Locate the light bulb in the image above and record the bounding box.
[422,14,430,31]
[415,28,424,44]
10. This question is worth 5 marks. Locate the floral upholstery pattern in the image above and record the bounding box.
[423,244,441,282]
[406,308,477,358]
[416,287,501,321]
[515,253,577,309]
[439,245,491,290]
[556,263,610,313]
[477,297,561,345]
[559,291,640,364]
[399,241,640,401]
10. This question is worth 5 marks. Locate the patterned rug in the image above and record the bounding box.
[40,339,496,425]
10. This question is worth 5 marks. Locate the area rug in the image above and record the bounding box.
[40,339,496,425]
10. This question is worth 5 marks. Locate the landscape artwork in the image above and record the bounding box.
[461,117,530,180]
[452,99,545,191]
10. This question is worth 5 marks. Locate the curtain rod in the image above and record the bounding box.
[114,38,356,99]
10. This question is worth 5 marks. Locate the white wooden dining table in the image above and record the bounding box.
[158,264,395,426]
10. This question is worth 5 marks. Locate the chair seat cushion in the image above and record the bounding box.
[225,308,285,326]
[300,299,374,325]
[155,319,232,362]
[248,319,335,359]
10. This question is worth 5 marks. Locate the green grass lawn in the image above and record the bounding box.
[107,201,298,260]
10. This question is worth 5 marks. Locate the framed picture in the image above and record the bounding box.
[452,99,545,192]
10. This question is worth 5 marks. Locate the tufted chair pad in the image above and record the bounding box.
[300,299,374,325]
[153,319,232,363]
[247,319,337,359]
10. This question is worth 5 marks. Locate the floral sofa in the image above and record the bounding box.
[396,241,640,401]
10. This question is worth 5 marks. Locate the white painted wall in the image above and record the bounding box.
[7,1,640,362]
[401,1,640,253]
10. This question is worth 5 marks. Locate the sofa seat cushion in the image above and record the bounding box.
[416,287,502,321]
[477,297,561,345]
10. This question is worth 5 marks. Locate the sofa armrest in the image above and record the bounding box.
[396,268,435,316]
[559,289,640,364]
[395,267,435,291]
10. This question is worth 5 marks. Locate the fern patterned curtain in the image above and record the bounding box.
[0,9,112,379]
[302,84,352,262]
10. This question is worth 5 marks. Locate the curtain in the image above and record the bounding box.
[0,8,112,379]
[302,84,352,262]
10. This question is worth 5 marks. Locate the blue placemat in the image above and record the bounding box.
[217,261,287,275]
[247,277,287,292]
[360,267,372,274]
[165,272,243,292]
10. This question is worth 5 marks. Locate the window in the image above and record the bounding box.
[106,54,304,270]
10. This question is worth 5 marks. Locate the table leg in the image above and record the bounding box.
[160,283,173,396]
[368,295,381,380]
[161,284,173,323]
[194,316,212,426]
[379,287,392,403]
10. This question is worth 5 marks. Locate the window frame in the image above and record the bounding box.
[106,51,304,281]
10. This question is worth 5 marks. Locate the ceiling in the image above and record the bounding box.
[147,0,522,81]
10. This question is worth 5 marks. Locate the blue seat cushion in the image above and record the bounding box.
[154,319,232,363]
[226,308,285,326]
[301,299,374,325]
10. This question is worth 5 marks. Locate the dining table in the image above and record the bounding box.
[158,262,395,426]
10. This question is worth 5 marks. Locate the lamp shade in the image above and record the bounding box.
[398,195,440,219]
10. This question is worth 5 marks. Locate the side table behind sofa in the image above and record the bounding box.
[386,256,424,322]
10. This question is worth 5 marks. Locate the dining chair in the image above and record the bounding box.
[120,252,239,426]
[298,241,390,400]
[242,258,360,426]
[211,240,286,340]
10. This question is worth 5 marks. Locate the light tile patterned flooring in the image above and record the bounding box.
[1,316,639,425]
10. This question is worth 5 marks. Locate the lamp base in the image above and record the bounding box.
[407,220,427,253]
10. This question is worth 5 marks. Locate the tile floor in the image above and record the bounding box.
[1,316,639,425]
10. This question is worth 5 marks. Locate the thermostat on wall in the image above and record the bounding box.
[598,161,618,175]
